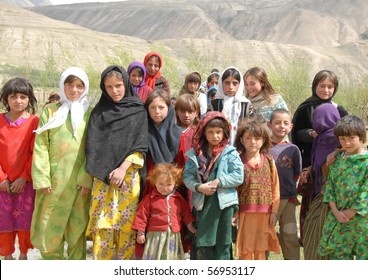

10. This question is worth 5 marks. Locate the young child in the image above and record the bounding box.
[174,93,201,256]
[0,77,39,260]
[318,115,368,260]
[184,111,244,260]
[132,163,196,260]
[31,67,93,260]
[127,61,153,102]
[244,67,288,132]
[234,120,281,260]
[179,72,207,116]
[268,109,302,259]
[301,103,341,260]
[144,52,170,96]
[210,66,253,145]
[86,65,148,260]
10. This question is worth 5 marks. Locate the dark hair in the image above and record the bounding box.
[201,117,230,143]
[130,66,144,77]
[145,88,171,108]
[234,120,272,154]
[0,77,37,114]
[147,55,161,67]
[221,68,241,83]
[311,70,339,98]
[334,115,366,144]
[186,72,201,84]
[269,108,292,123]
[207,72,220,84]
[146,163,183,188]
[175,93,201,127]
[244,67,275,102]
[65,75,85,86]
[103,70,124,83]
[207,87,217,98]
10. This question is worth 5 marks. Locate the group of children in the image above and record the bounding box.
[0,53,367,261]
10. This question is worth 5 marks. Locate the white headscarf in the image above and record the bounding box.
[215,66,249,144]
[34,67,90,140]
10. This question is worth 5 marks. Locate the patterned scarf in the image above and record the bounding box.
[192,111,231,182]
[144,52,163,89]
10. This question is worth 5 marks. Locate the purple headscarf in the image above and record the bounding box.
[127,61,146,94]
[311,103,340,195]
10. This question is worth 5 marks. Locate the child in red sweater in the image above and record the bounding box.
[132,163,196,260]
[0,77,39,260]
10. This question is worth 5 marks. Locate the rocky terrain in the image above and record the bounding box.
[1,0,368,87]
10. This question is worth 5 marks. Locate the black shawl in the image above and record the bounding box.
[86,65,148,184]
[291,94,347,168]
[148,104,181,164]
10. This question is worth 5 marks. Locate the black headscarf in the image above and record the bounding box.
[86,65,148,184]
[147,104,181,164]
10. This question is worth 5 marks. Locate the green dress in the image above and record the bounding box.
[318,151,368,260]
[31,103,93,260]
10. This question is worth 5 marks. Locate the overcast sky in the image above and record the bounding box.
[51,0,126,5]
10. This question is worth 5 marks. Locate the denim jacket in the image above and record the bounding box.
[183,145,244,211]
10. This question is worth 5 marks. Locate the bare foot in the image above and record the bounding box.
[19,253,28,260]
[4,255,13,260]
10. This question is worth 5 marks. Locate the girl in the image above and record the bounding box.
[127,61,153,102]
[178,72,207,116]
[31,67,92,260]
[292,70,348,244]
[86,65,148,260]
[0,77,38,260]
[234,120,280,260]
[210,66,252,145]
[318,115,367,260]
[244,67,288,132]
[292,70,348,169]
[143,88,182,197]
[132,163,196,260]
[301,103,341,260]
[184,111,244,260]
[144,52,170,96]
[174,93,201,256]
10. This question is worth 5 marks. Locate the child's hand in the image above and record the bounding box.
[136,233,146,244]
[0,179,10,193]
[9,177,26,193]
[198,182,217,196]
[109,167,127,187]
[326,151,337,166]
[187,223,196,234]
[232,211,239,227]
[43,187,52,194]
[78,186,90,196]
[269,213,277,227]
[333,210,350,223]
[342,209,356,220]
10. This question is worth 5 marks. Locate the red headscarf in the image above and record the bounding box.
[192,111,231,182]
[144,52,163,89]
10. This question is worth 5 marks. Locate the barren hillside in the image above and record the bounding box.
[1,1,368,89]
[29,0,368,46]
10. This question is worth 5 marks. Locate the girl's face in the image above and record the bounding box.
[316,78,335,100]
[146,57,160,76]
[338,135,364,156]
[104,76,125,102]
[187,82,200,94]
[64,78,85,101]
[155,174,175,196]
[7,93,29,114]
[240,131,264,154]
[177,109,197,128]
[222,76,240,97]
[207,77,218,88]
[148,97,169,126]
[245,75,263,98]
[204,126,224,149]
[129,69,143,87]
